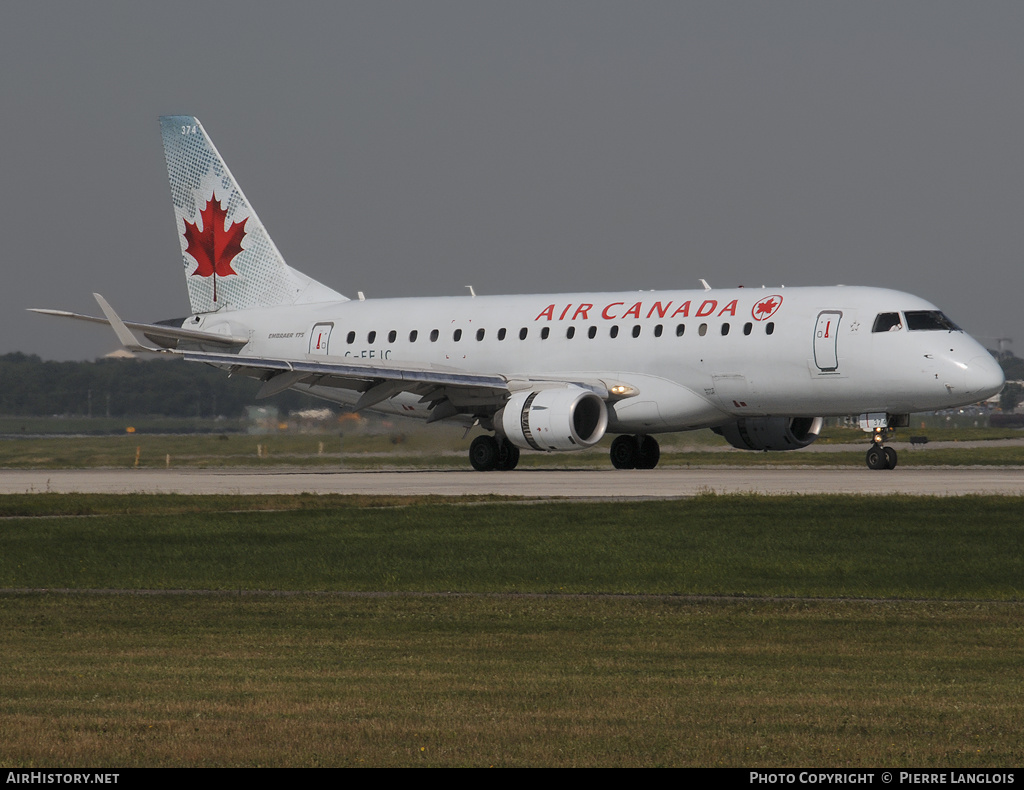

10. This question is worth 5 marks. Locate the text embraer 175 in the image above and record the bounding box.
[32,116,1005,471]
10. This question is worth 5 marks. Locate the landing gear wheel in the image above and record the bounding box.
[865,446,886,470]
[866,443,898,470]
[610,435,639,469]
[469,435,500,471]
[496,438,520,471]
[636,435,661,469]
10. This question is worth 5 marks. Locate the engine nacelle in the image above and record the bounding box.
[497,386,609,451]
[715,416,824,451]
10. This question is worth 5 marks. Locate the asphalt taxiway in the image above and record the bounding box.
[2,467,1022,497]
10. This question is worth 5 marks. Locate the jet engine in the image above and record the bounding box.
[497,386,609,452]
[714,416,824,451]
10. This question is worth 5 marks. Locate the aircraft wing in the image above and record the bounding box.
[180,348,632,422]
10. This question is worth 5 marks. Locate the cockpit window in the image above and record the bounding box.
[905,310,961,331]
[872,312,902,332]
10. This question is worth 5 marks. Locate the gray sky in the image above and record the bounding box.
[4,1,1023,360]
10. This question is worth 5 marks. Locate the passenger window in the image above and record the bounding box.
[588,326,597,339]
[346,331,355,344]
[743,322,752,336]
[766,322,775,335]
[497,328,507,340]
[676,324,685,337]
[519,328,528,340]
[453,329,462,341]
[476,328,485,341]
[654,324,663,337]
[541,327,550,340]
[430,329,439,342]
[721,323,730,336]
[566,326,576,339]
[409,330,418,342]
[388,330,397,343]
[610,325,619,338]
[367,331,376,343]
[632,325,641,338]
[873,312,902,332]
[698,323,707,337]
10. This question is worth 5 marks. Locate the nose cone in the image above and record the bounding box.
[965,354,1005,399]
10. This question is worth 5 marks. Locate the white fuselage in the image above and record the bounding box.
[188,284,1004,432]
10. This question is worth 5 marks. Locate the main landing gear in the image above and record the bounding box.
[468,434,663,471]
[469,435,521,471]
[610,434,661,469]
[865,428,898,470]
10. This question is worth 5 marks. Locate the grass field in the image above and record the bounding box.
[1,494,1022,767]
[2,595,1020,768]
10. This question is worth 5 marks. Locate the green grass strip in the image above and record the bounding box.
[0,428,1021,468]
[1,494,1020,599]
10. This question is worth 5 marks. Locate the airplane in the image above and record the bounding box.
[31,116,1005,471]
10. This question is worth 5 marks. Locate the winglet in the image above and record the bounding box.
[93,294,158,352]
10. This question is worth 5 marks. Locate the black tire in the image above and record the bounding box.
[636,435,661,469]
[496,439,520,471]
[865,446,886,470]
[469,435,499,471]
[884,446,898,470]
[610,435,639,469]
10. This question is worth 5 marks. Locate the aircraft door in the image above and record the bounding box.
[310,322,334,355]
[813,311,841,372]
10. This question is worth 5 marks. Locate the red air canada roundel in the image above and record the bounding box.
[183,193,247,302]
[752,294,783,321]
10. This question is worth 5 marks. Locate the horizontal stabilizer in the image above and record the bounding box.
[28,307,249,349]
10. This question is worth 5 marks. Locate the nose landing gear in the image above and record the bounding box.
[865,428,898,470]
[859,413,906,471]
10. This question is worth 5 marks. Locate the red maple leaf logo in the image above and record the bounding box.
[183,193,247,302]
[752,295,783,321]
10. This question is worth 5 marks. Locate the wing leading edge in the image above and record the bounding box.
[182,348,513,418]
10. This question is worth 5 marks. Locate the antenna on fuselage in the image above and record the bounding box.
[357,292,366,301]
[466,286,476,297]
[700,279,711,291]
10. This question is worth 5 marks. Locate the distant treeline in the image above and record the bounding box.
[0,353,321,417]
[995,351,1024,381]
[992,352,1024,413]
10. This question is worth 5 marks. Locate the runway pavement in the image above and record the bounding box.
[2,467,1022,497]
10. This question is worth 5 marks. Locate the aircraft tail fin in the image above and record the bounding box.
[160,116,346,314]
